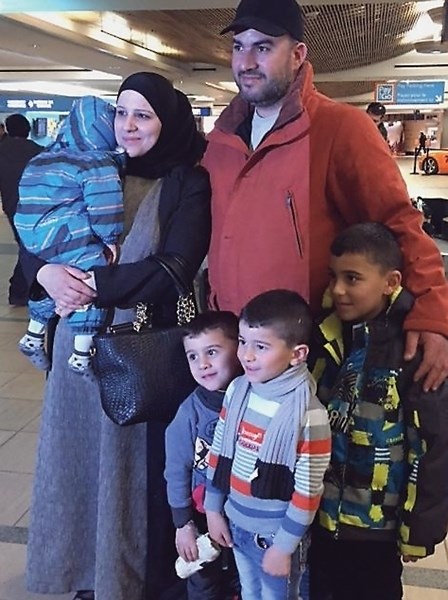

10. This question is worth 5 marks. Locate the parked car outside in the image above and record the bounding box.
[418,149,448,175]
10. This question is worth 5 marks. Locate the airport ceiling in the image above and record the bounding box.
[0,0,446,107]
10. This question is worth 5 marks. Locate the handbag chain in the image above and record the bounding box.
[133,302,150,332]
[133,293,196,333]
[177,293,196,325]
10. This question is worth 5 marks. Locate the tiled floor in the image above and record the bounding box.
[0,157,447,599]
[0,218,74,600]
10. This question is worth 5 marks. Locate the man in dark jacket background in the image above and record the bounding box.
[417,131,427,155]
[366,102,388,142]
[0,113,42,305]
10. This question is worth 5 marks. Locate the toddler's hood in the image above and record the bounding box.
[55,95,116,152]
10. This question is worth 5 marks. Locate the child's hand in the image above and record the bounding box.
[206,511,233,548]
[105,243,118,264]
[175,522,199,562]
[262,545,291,577]
[402,555,420,563]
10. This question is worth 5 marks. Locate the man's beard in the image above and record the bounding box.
[236,70,292,107]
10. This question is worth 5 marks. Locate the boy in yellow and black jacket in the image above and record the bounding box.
[309,222,448,600]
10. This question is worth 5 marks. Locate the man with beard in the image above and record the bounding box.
[202,0,448,393]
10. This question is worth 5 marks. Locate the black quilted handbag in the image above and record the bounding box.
[92,254,197,425]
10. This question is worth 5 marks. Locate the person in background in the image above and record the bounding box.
[309,223,448,600]
[15,96,124,377]
[417,131,427,155]
[205,290,331,600]
[165,311,242,599]
[366,102,388,141]
[23,73,211,600]
[202,0,448,394]
[0,113,42,306]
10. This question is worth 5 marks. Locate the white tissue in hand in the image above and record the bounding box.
[175,533,221,579]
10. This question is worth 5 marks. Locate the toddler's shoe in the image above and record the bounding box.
[68,351,95,380]
[175,533,221,579]
[19,333,50,370]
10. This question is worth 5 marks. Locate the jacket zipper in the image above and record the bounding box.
[334,414,351,541]
[286,192,303,258]
[334,357,366,540]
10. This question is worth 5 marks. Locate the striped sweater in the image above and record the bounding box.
[205,378,331,554]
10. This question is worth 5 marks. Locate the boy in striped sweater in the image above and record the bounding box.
[205,290,331,600]
[14,95,124,376]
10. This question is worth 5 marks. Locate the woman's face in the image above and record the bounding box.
[114,89,162,158]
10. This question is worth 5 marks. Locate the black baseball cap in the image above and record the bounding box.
[366,102,386,117]
[221,0,305,41]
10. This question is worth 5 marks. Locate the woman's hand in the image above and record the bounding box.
[37,264,97,310]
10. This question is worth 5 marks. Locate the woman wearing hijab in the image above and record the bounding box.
[24,73,211,600]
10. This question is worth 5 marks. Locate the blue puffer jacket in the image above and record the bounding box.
[15,95,124,268]
[311,287,448,557]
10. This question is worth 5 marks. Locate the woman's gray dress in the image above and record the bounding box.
[26,179,163,600]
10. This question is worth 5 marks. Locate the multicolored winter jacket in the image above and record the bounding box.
[311,287,448,557]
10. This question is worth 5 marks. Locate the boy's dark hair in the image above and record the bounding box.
[182,311,239,341]
[366,102,386,117]
[331,222,403,272]
[240,289,313,346]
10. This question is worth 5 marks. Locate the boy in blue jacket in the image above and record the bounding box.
[15,95,124,376]
[165,311,242,599]
[309,222,448,600]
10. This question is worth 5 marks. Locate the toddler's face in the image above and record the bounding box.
[183,329,241,392]
[328,252,398,323]
[237,321,306,384]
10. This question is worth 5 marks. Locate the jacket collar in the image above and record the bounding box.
[196,386,225,412]
[385,286,414,320]
[318,286,415,362]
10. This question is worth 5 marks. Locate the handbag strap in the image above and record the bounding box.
[149,253,192,297]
